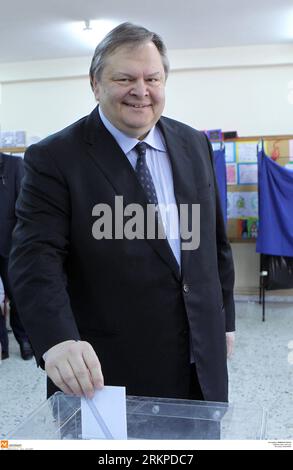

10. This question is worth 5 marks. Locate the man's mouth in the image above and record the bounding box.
[124,103,151,108]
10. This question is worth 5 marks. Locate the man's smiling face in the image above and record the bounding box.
[93,41,166,139]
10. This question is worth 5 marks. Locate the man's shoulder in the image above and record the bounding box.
[32,114,89,152]
[160,115,205,140]
[23,109,97,168]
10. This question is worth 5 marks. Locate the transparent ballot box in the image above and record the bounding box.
[8,392,266,440]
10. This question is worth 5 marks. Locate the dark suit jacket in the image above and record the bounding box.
[0,153,24,258]
[9,107,235,402]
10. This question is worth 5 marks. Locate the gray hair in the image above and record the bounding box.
[89,22,169,90]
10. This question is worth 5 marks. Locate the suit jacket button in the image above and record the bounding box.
[183,283,189,294]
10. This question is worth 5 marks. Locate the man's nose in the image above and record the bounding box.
[129,79,149,96]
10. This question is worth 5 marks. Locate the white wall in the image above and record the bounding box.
[1,43,293,141]
[165,65,293,136]
[2,64,293,138]
[1,44,293,291]
[1,77,94,140]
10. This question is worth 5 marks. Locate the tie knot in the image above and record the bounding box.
[134,142,147,158]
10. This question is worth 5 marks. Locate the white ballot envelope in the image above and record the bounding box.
[81,386,127,439]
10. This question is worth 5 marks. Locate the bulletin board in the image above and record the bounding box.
[223,135,293,243]
[2,139,293,244]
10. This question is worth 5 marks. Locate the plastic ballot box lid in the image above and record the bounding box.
[7,392,266,440]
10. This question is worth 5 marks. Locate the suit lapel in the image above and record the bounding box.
[83,108,181,280]
[158,118,200,278]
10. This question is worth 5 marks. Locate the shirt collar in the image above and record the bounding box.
[98,106,166,154]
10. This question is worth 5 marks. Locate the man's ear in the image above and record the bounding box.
[91,77,100,102]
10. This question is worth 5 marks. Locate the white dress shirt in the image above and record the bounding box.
[99,107,181,266]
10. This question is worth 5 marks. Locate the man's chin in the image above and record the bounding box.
[121,122,153,139]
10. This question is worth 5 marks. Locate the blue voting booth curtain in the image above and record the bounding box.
[256,148,293,256]
[213,148,227,225]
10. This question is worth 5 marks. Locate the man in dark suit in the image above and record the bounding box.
[9,23,235,402]
[0,152,33,360]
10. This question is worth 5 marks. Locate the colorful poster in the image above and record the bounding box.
[228,191,258,219]
[226,163,237,185]
[236,218,258,239]
[0,130,26,147]
[264,139,290,166]
[224,142,236,163]
[236,142,258,162]
[247,218,258,238]
[238,163,258,185]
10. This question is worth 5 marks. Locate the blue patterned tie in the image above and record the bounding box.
[135,142,158,205]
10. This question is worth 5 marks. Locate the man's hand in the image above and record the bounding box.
[44,340,104,398]
[226,332,235,359]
